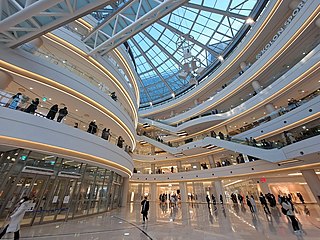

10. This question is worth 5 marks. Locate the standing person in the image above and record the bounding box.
[24,98,39,114]
[218,132,224,140]
[211,194,216,206]
[0,197,31,240]
[117,136,124,148]
[250,195,257,212]
[87,121,98,134]
[46,104,58,120]
[206,195,211,209]
[8,93,22,110]
[297,193,305,204]
[281,197,301,233]
[101,128,110,140]
[219,194,224,204]
[141,196,149,223]
[246,196,254,213]
[57,107,68,122]
[259,192,271,214]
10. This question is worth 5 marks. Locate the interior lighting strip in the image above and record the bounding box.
[43,33,138,126]
[0,136,132,177]
[0,61,136,148]
[139,0,285,116]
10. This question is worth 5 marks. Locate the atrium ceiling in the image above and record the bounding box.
[125,0,266,106]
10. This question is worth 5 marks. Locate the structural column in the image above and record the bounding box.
[151,163,155,174]
[215,180,226,204]
[257,180,270,194]
[0,71,12,90]
[176,160,183,172]
[179,182,188,202]
[121,177,129,207]
[251,80,262,93]
[150,183,157,202]
[265,103,276,114]
[208,155,215,168]
[301,169,320,203]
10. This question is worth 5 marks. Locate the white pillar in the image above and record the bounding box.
[208,155,215,168]
[151,164,155,174]
[170,110,175,117]
[265,103,276,114]
[150,183,157,202]
[0,71,12,90]
[215,180,225,203]
[179,182,188,202]
[121,177,129,207]
[194,98,198,106]
[240,61,248,71]
[251,80,262,93]
[316,18,320,28]
[176,160,183,172]
[258,180,270,194]
[301,169,320,204]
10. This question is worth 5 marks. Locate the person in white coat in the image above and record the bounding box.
[0,197,31,240]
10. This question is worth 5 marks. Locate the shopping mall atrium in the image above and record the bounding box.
[0,0,319,239]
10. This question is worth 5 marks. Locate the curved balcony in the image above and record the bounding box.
[0,47,136,147]
[134,96,320,161]
[130,139,320,182]
[0,107,133,177]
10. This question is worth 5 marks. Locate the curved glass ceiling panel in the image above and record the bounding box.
[126,0,263,106]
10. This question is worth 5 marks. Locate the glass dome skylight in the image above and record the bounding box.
[126,0,266,106]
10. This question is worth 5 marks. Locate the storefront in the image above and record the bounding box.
[0,149,124,226]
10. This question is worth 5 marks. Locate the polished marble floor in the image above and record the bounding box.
[2,202,320,239]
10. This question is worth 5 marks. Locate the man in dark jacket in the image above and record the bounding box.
[141,196,149,223]
[57,107,68,122]
[259,192,271,214]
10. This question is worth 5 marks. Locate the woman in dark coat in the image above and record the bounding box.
[24,98,39,114]
[46,104,58,120]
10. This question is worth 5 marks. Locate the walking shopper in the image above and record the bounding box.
[206,195,211,208]
[246,196,254,213]
[8,93,22,110]
[46,104,58,120]
[101,128,110,140]
[281,197,302,234]
[250,195,257,212]
[0,197,31,240]
[57,107,68,122]
[259,192,271,214]
[141,196,149,223]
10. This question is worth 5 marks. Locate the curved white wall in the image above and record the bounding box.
[0,47,136,147]
[0,107,133,176]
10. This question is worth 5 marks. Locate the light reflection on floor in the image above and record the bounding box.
[3,202,320,239]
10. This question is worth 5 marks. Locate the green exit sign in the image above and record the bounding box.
[20,155,28,161]
[42,97,47,102]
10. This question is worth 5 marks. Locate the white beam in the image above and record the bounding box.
[85,0,188,55]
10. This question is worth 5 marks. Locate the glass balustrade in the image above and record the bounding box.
[0,90,133,154]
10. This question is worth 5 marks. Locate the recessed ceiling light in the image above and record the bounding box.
[49,98,52,100]
[302,52,306,55]
[29,87,33,90]
[287,65,290,68]
[75,109,78,111]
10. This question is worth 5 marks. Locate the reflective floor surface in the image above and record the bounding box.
[2,202,320,239]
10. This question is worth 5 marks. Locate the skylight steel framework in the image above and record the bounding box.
[0,0,114,48]
[83,0,188,55]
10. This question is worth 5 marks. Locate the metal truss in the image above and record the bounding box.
[83,0,188,56]
[184,2,248,20]
[0,0,114,48]
[157,20,220,58]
